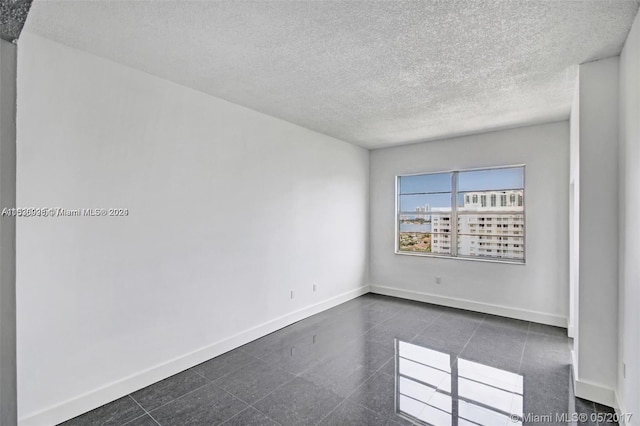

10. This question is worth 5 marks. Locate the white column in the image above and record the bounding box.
[572,56,620,406]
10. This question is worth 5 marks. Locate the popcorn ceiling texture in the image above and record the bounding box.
[0,0,32,42]
[24,0,639,149]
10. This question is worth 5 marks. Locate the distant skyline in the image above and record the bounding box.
[399,167,524,212]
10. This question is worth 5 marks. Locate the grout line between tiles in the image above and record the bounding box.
[218,406,253,426]
[316,352,396,425]
[120,412,152,426]
[192,369,208,380]
[129,379,214,417]
[458,315,486,357]
[409,311,443,342]
[517,322,532,373]
[127,395,162,426]
[213,380,287,426]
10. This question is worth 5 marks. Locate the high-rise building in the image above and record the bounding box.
[414,204,431,220]
[432,190,524,259]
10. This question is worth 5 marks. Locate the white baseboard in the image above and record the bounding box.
[571,348,618,410]
[614,391,624,416]
[370,284,567,327]
[574,379,617,407]
[19,285,370,426]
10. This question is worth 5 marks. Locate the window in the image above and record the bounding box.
[397,166,525,262]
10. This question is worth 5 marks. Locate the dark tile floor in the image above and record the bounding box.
[60,294,617,425]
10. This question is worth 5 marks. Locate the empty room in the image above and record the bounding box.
[1,0,639,425]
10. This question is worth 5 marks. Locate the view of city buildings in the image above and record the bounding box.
[399,189,524,261]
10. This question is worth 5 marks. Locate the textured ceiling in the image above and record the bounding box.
[0,0,32,42]
[24,0,639,149]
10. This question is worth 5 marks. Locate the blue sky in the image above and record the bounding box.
[399,167,524,212]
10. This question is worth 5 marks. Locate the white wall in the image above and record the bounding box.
[369,122,570,326]
[16,32,369,424]
[0,39,17,426]
[573,56,619,406]
[617,8,640,421]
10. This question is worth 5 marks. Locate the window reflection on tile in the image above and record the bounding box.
[395,340,523,426]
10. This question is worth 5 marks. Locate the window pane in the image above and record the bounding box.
[399,173,452,194]
[398,233,451,254]
[458,214,524,234]
[457,213,524,260]
[458,167,524,192]
[457,235,524,260]
[399,193,452,213]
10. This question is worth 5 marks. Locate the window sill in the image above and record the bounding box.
[394,251,526,265]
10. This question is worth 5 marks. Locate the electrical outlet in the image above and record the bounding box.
[290,290,294,299]
[435,276,442,284]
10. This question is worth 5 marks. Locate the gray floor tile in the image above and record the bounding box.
[463,323,527,362]
[522,333,571,369]
[254,332,341,375]
[59,396,145,426]
[319,400,401,425]
[214,359,294,404]
[149,383,247,426]
[317,318,376,350]
[363,315,431,347]
[393,304,443,325]
[253,377,344,426]
[439,307,486,323]
[220,407,280,426]
[122,414,159,426]
[528,322,568,338]
[594,401,616,413]
[130,369,208,411]
[354,301,402,324]
[379,357,396,376]
[575,398,598,426]
[593,402,620,425]
[521,363,572,396]
[301,339,393,397]
[347,372,413,425]
[484,314,531,331]
[411,316,479,355]
[523,388,571,425]
[240,326,313,357]
[193,348,257,381]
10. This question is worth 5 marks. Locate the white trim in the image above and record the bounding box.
[394,251,526,265]
[370,284,567,327]
[18,285,370,426]
[571,347,618,409]
[567,323,574,338]
[614,391,625,418]
[574,379,617,407]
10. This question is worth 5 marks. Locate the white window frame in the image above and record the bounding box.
[395,165,526,264]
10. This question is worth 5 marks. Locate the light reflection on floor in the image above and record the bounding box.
[395,340,524,426]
